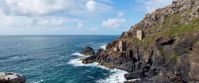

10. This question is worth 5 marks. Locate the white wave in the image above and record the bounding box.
[71,52,85,57]
[68,52,109,69]
[97,69,128,83]
[68,52,128,83]
[31,80,44,83]
[67,58,98,67]
[99,44,107,50]
[68,52,98,66]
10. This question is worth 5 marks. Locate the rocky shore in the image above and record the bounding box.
[0,72,25,83]
[82,0,199,83]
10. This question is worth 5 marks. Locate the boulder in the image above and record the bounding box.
[124,71,143,80]
[82,55,96,64]
[156,37,175,46]
[80,47,95,56]
[82,49,104,64]
[0,72,25,83]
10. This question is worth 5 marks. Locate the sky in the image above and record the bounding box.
[0,0,173,35]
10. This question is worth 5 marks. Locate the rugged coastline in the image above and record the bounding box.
[82,0,199,83]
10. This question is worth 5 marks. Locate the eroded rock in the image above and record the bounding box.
[156,37,175,46]
[80,47,95,56]
[0,72,25,83]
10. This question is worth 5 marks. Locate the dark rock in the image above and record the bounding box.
[106,40,118,49]
[189,43,199,81]
[118,61,135,72]
[82,49,104,64]
[82,55,96,64]
[156,37,175,46]
[151,54,164,68]
[124,71,144,80]
[95,49,103,56]
[134,62,142,70]
[121,32,130,38]
[0,72,25,83]
[173,47,186,55]
[80,47,95,56]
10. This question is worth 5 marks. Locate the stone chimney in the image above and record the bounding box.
[136,30,143,40]
[119,41,127,51]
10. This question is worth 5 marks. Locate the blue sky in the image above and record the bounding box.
[0,0,173,35]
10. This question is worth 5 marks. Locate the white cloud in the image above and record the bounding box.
[0,14,33,27]
[0,0,68,16]
[117,12,124,17]
[136,0,173,13]
[102,12,126,28]
[0,13,80,28]
[86,0,113,13]
[0,0,113,16]
[0,0,113,29]
[0,0,116,35]
[36,18,64,26]
[86,0,96,12]
[102,18,125,28]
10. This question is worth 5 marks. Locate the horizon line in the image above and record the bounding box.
[0,34,120,36]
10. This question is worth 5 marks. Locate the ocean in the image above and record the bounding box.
[0,35,127,83]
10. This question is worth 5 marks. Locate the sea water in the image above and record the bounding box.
[0,35,127,83]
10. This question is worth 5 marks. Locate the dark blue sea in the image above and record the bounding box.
[0,35,127,83]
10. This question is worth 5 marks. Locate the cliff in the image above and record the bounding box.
[82,0,199,82]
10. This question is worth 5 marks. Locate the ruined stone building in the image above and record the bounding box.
[136,30,143,40]
[119,41,127,51]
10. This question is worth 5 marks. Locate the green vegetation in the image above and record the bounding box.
[159,13,199,37]
[158,47,164,56]
[120,8,199,58]
[171,52,180,62]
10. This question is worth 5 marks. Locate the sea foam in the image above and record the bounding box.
[97,69,127,83]
[67,52,128,83]
[99,44,107,50]
[32,80,44,83]
[67,52,98,67]
[71,52,85,57]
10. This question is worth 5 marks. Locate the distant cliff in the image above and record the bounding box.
[83,0,199,82]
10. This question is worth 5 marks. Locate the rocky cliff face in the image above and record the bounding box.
[83,0,199,83]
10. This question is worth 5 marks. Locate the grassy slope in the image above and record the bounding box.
[137,14,199,48]
[119,8,199,62]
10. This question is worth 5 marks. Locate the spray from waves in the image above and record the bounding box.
[67,52,99,67]
[67,58,99,67]
[96,69,127,83]
[67,52,128,83]
[31,80,44,83]
[71,52,86,57]
[99,44,107,50]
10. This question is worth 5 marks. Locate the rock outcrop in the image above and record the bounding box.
[82,49,104,64]
[0,72,25,83]
[80,47,95,56]
[82,0,199,83]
